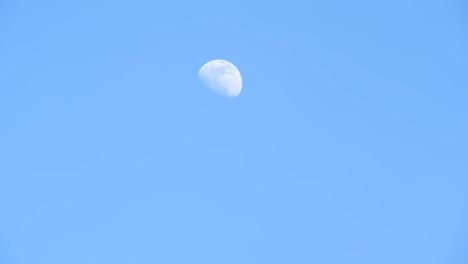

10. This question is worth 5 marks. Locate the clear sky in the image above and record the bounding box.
[1,0,467,263]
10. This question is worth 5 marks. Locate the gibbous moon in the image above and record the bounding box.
[198,59,242,97]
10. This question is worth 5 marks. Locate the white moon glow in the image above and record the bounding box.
[198,59,242,97]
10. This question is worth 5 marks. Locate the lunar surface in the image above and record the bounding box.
[198,59,242,97]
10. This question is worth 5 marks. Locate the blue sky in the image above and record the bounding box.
[1,0,467,263]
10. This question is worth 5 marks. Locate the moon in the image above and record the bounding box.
[198,59,242,97]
